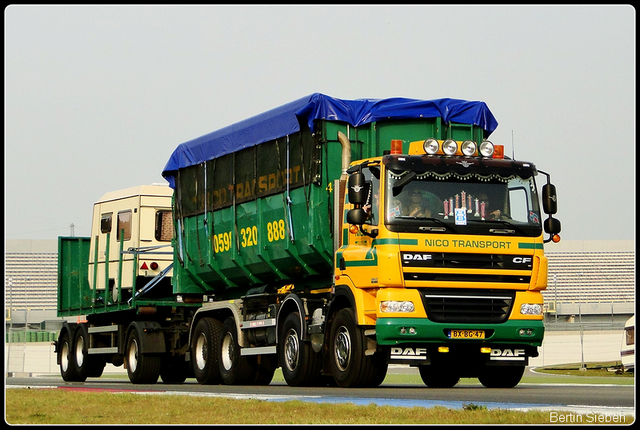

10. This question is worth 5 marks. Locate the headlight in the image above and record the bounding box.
[479,140,494,157]
[461,140,477,156]
[380,301,415,313]
[423,138,439,155]
[520,303,543,315]
[442,139,458,156]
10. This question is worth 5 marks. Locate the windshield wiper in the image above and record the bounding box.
[393,216,454,232]
[469,219,527,235]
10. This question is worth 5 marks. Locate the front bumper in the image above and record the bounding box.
[376,318,544,347]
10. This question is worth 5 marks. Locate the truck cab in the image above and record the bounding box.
[339,137,560,387]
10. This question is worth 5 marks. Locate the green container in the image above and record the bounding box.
[173,117,485,300]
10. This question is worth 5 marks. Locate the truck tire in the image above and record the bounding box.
[191,317,223,385]
[329,308,387,388]
[418,365,460,388]
[74,324,105,379]
[125,328,161,384]
[59,329,82,382]
[219,316,254,385]
[279,312,322,386]
[478,365,525,388]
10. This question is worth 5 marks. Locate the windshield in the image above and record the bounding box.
[384,168,542,237]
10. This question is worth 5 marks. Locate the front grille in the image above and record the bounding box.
[401,251,532,285]
[420,288,515,323]
[405,273,530,283]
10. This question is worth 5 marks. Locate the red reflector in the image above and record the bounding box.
[390,139,403,155]
[150,262,159,270]
[140,262,149,270]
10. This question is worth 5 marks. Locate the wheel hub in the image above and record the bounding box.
[283,328,300,371]
[334,326,351,371]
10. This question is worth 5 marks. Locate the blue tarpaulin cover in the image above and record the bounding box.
[162,93,498,188]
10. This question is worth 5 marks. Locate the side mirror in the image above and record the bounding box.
[348,173,369,205]
[542,184,558,215]
[346,208,368,225]
[544,217,562,235]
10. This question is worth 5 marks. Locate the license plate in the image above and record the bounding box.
[449,329,485,339]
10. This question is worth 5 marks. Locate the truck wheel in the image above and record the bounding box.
[125,329,161,384]
[478,365,525,388]
[219,316,253,385]
[191,317,222,385]
[418,365,460,388]
[279,312,322,386]
[59,329,81,382]
[329,308,387,388]
[74,324,105,379]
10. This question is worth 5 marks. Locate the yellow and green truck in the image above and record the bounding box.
[56,94,561,387]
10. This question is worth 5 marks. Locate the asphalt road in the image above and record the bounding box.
[6,368,634,417]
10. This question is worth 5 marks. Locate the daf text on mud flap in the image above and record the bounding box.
[490,348,526,360]
[390,347,428,360]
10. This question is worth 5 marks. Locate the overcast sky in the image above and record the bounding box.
[4,5,635,243]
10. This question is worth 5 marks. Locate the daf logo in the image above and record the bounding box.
[403,253,433,261]
[491,348,525,357]
[350,185,365,192]
[512,257,533,264]
[391,347,427,357]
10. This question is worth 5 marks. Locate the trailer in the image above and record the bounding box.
[56,93,561,387]
[621,315,634,372]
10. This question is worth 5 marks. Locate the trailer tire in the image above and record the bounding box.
[219,316,253,385]
[59,329,82,382]
[74,324,105,379]
[329,308,387,388]
[478,365,525,388]
[125,328,161,384]
[418,365,460,388]
[279,312,322,386]
[191,317,222,385]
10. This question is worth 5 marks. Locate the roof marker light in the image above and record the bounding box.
[390,139,403,155]
[493,144,504,159]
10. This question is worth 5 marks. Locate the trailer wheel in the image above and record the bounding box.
[59,329,82,382]
[329,308,387,388]
[478,365,525,388]
[418,365,460,388]
[219,316,253,385]
[125,329,161,384]
[279,312,322,386]
[74,324,105,379]
[191,317,222,385]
